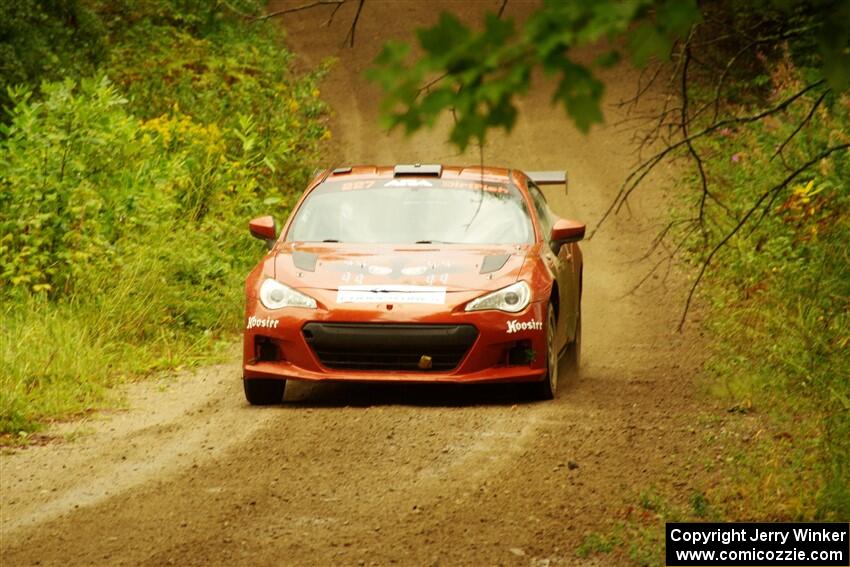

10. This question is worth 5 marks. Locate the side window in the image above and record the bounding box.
[527,181,555,239]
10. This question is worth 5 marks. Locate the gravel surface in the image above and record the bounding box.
[1,2,710,565]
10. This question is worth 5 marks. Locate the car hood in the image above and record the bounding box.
[272,242,529,292]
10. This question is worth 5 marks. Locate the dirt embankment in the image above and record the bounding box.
[1,2,713,565]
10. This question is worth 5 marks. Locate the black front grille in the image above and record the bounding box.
[302,323,478,371]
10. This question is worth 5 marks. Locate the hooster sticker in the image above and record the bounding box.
[247,316,279,330]
[506,319,543,334]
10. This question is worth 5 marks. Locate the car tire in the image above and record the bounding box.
[529,304,558,400]
[243,378,285,405]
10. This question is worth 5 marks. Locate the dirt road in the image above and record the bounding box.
[1,2,710,565]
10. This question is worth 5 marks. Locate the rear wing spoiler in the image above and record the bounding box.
[526,170,568,194]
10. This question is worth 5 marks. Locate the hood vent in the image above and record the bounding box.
[480,254,511,274]
[292,251,318,272]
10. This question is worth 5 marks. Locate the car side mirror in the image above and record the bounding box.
[550,218,585,250]
[249,215,277,249]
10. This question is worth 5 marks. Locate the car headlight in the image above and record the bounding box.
[259,279,317,310]
[465,281,531,313]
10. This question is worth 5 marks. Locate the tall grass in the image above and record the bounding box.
[0,2,328,434]
[0,231,241,433]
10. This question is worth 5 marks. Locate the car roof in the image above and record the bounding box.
[317,165,521,185]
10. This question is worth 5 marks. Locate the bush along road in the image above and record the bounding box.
[2,1,846,565]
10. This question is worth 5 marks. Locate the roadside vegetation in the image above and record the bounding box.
[685,65,849,520]
[1,0,846,558]
[0,0,328,435]
[574,44,849,565]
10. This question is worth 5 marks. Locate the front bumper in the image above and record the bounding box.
[242,293,548,384]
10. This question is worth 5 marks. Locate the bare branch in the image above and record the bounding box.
[343,0,365,47]
[621,221,699,298]
[751,101,830,232]
[770,88,829,161]
[677,142,850,331]
[683,39,735,221]
[417,72,449,97]
[615,63,664,111]
[681,36,711,223]
[589,79,826,239]
[634,218,700,263]
[324,0,345,26]
[254,0,344,22]
[688,25,819,123]
[588,151,666,240]
[497,0,509,19]
[688,20,815,48]
[707,41,755,123]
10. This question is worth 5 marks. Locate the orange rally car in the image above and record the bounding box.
[242,164,584,404]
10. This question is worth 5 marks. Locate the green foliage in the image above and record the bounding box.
[1,78,142,293]
[813,0,850,91]
[681,70,850,519]
[576,531,618,558]
[0,2,328,434]
[0,0,107,115]
[368,0,701,149]
[369,0,849,150]
[575,488,704,567]
[689,491,710,518]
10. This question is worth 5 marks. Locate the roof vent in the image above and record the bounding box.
[526,170,567,185]
[393,164,443,177]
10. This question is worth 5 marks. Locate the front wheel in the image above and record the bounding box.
[243,378,285,405]
[528,304,558,400]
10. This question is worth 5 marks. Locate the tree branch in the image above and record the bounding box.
[417,72,449,97]
[324,0,345,26]
[588,79,826,239]
[634,218,700,263]
[677,142,850,331]
[770,88,829,161]
[253,0,344,22]
[343,0,365,47]
[621,221,699,298]
[615,63,664,111]
[681,35,718,224]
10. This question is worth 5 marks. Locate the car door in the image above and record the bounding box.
[527,181,578,348]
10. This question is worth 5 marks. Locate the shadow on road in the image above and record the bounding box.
[269,358,581,408]
[285,380,528,407]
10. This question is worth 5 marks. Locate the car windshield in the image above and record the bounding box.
[286,177,535,245]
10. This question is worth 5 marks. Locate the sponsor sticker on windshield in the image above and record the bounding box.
[330,178,509,194]
[440,179,509,194]
[383,179,434,187]
[337,285,447,305]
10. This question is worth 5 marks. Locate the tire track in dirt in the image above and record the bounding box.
[1,363,277,535]
[1,2,710,566]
